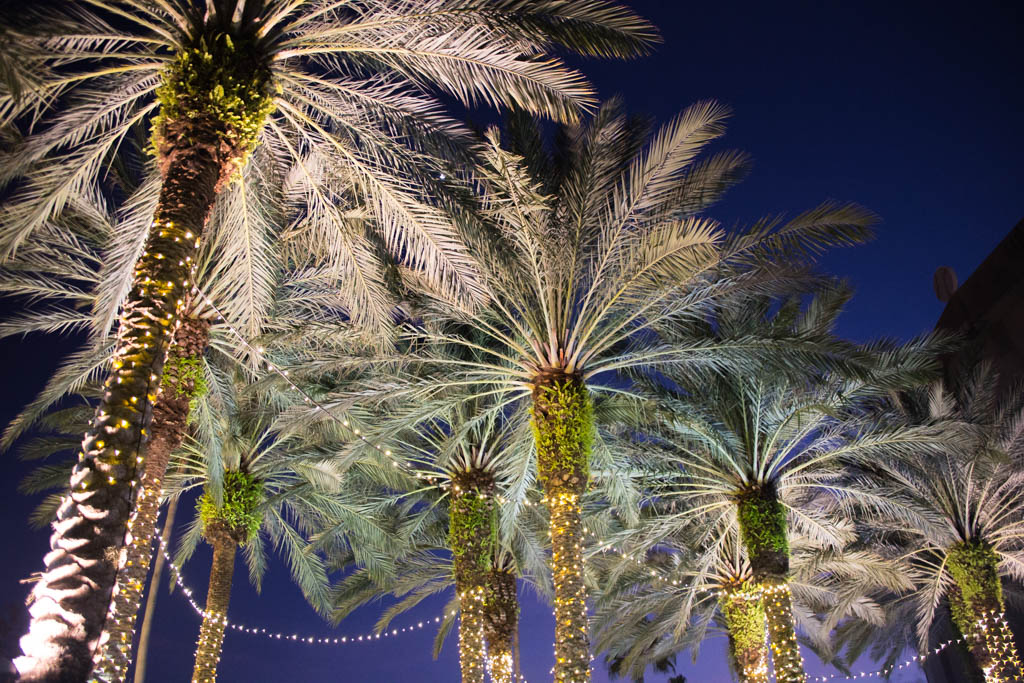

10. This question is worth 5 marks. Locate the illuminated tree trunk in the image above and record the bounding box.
[191,530,236,683]
[16,36,270,682]
[719,584,769,683]
[132,495,179,683]
[947,540,1024,681]
[93,318,209,681]
[483,569,518,683]
[450,469,495,683]
[531,372,592,683]
[736,486,805,683]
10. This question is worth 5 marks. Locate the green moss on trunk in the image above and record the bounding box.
[947,540,1023,678]
[450,468,495,683]
[736,486,789,582]
[720,585,769,683]
[531,372,592,683]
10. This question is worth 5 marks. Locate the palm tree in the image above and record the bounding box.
[318,390,544,683]
[321,102,876,682]
[590,515,910,683]
[1,3,657,679]
[164,370,393,683]
[620,290,947,683]
[837,360,1024,681]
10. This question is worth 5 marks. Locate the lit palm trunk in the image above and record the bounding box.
[947,540,1023,681]
[720,584,769,683]
[93,318,209,680]
[17,37,271,683]
[191,471,261,683]
[132,494,179,683]
[531,373,593,683]
[483,569,518,683]
[191,529,236,683]
[736,486,805,683]
[450,470,496,683]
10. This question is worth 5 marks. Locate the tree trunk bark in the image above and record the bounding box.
[483,570,518,683]
[947,541,1024,681]
[191,533,236,683]
[17,133,226,682]
[450,469,495,683]
[735,486,805,683]
[719,585,769,683]
[531,372,592,683]
[131,495,179,683]
[93,318,209,681]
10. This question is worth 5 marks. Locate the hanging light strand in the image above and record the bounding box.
[156,537,453,646]
[808,628,988,681]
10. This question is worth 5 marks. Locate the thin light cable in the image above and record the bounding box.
[156,537,455,646]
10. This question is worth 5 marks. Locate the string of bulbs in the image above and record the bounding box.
[155,537,455,645]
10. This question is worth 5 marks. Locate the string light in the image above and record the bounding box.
[808,619,1002,682]
[155,538,455,647]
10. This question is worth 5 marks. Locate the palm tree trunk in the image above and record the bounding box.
[531,372,593,683]
[131,495,179,683]
[191,533,236,683]
[947,541,1024,681]
[93,319,209,681]
[483,569,518,683]
[719,585,769,683]
[16,119,233,683]
[736,486,805,683]
[450,470,495,683]
[16,35,272,679]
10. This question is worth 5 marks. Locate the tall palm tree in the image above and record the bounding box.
[324,102,876,682]
[838,360,1024,681]
[1,3,657,679]
[0,194,329,680]
[621,290,947,683]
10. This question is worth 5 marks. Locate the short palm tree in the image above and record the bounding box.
[319,390,544,683]
[590,516,910,683]
[337,102,876,682]
[621,289,946,683]
[838,360,1024,681]
[1,3,657,679]
[166,371,391,683]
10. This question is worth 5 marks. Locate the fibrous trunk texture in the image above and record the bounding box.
[16,34,269,680]
[450,469,495,683]
[947,540,1023,681]
[736,487,805,683]
[531,372,592,683]
[132,495,179,683]
[483,569,518,683]
[94,318,209,680]
[18,132,225,683]
[191,528,236,683]
[720,585,769,683]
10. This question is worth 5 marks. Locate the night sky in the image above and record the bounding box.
[1,1,1022,681]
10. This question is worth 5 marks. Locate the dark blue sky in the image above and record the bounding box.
[1,1,1022,681]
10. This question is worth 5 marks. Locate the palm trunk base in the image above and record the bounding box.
[720,585,769,683]
[458,588,487,683]
[763,582,805,683]
[191,534,235,683]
